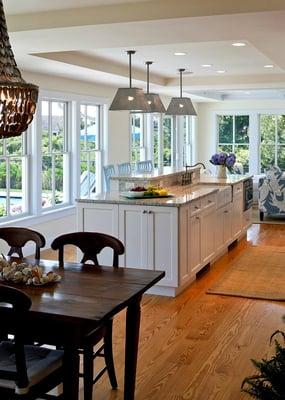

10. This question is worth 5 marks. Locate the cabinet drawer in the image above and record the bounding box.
[189,199,201,215]
[233,183,243,196]
[201,193,216,209]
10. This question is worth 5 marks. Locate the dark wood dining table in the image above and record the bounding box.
[0,259,165,400]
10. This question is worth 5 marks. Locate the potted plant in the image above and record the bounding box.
[209,152,236,178]
[241,328,285,399]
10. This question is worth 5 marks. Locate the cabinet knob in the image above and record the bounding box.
[196,216,200,220]
[195,206,199,210]
[224,210,228,214]
[148,210,153,214]
[142,210,147,214]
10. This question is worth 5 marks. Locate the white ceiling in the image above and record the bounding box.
[4,0,285,101]
[4,0,147,15]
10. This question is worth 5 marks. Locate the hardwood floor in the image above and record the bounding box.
[41,223,285,400]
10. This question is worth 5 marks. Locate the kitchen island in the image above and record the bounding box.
[77,175,251,296]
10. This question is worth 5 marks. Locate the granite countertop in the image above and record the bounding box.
[199,174,252,185]
[77,185,219,207]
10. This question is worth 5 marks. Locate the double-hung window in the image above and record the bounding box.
[41,99,69,209]
[80,104,101,196]
[162,116,173,167]
[130,114,145,163]
[217,114,249,173]
[259,114,285,172]
[0,134,28,219]
[182,116,192,166]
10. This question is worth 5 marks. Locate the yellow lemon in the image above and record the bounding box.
[159,189,168,196]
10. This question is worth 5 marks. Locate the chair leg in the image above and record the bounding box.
[104,321,118,389]
[83,345,95,400]
[260,211,264,221]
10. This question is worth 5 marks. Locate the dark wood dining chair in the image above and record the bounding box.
[0,285,64,399]
[0,227,46,259]
[51,231,125,400]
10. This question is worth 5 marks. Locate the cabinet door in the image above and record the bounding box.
[189,214,201,275]
[232,192,243,238]
[200,204,216,265]
[77,203,119,265]
[215,206,224,254]
[148,206,178,287]
[119,205,148,269]
[223,203,233,245]
[179,205,190,285]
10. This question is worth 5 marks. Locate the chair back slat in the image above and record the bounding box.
[117,162,132,176]
[103,165,116,191]
[0,286,32,390]
[136,160,153,173]
[0,227,46,260]
[51,232,125,268]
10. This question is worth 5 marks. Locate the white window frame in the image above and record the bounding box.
[212,108,285,176]
[0,89,108,225]
[130,113,146,163]
[258,112,285,173]
[0,133,29,222]
[79,103,103,197]
[40,98,70,212]
[214,111,251,174]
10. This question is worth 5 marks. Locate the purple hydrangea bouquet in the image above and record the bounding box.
[210,152,236,177]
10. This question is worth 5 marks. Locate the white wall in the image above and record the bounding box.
[196,99,285,169]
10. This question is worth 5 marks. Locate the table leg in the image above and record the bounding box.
[63,346,80,400]
[124,297,142,400]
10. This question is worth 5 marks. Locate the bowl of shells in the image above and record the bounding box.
[0,257,61,286]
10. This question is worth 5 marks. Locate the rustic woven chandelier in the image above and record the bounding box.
[0,0,38,138]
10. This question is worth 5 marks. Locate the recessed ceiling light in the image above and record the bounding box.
[232,42,246,47]
[264,64,274,68]
[201,64,212,67]
[216,70,226,73]
[174,52,186,56]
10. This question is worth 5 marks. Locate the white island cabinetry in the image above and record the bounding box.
[77,178,250,297]
[118,205,178,289]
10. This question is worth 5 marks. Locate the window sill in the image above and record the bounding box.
[0,206,76,228]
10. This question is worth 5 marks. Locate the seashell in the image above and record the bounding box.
[14,271,23,280]
[22,267,32,276]
[53,274,61,282]
[40,276,49,284]
[26,277,33,285]
[32,276,40,285]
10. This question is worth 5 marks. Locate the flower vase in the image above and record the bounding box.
[217,165,227,179]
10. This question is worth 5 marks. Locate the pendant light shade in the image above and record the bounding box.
[141,61,166,113]
[165,69,197,116]
[109,50,150,112]
[0,0,38,138]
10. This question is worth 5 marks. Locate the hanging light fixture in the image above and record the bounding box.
[165,68,196,116]
[0,0,38,138]
[109,50,150,112]
[142,61,166,113]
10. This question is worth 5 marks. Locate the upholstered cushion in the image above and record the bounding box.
[0,342,63,394]
[266,165,282,179]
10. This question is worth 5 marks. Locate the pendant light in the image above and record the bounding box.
[142,61,166,113]
[109,50,150,112]
[0,0,38,138]
[165,68,197,116]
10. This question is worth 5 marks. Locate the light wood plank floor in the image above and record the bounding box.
[41,223,285,400]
